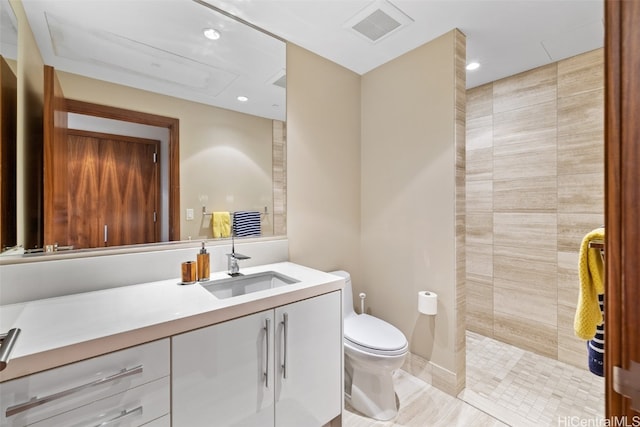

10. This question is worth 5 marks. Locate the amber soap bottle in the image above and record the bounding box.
[197,242,210,282]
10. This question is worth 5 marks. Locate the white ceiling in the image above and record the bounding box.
[23,0,287,120]
[21,0,604,120]
[211,0,604,88]
[0,0,18,59]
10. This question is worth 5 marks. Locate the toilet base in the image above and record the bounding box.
[349,368,398,421]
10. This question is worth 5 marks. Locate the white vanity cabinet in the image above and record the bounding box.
[172,309,275,426]
[172,291,342,427]
[273,292,343,427]
[0,339,170,427]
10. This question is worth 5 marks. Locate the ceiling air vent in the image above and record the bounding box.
[267,69,287,89]
[345,0,413,43]
[272,74,286,89]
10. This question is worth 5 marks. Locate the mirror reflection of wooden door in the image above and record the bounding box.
[67,130,160,248]
[44,69,180,247]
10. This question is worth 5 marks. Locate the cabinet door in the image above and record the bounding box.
[275,291,342,427]
[172,310,275,427]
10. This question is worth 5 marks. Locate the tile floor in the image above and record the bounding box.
[343,331,605,427]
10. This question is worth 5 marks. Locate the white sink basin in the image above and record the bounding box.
[201,271,299,299]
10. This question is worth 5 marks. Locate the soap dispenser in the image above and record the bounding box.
[197,242,210,282]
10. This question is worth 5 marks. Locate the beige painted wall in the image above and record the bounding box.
[465,48,604,370]
[45,71,275,241]
[287,33,465,395]
[286,43,362,281]
[360,30,464,388]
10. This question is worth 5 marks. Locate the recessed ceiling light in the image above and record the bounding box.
[203,28,220,40]
[237,96,249,102]
[466,62,480,71]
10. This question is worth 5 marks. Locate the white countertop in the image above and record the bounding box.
[0,262,343,382]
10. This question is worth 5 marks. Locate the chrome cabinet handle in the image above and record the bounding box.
[104,225,108,244]
[264,318,271,389]
[281,313,288,379]
[0,328,21,371]
[93,406,143,427]
[5,365,143,417]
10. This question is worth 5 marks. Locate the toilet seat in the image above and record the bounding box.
[344,314,408,356]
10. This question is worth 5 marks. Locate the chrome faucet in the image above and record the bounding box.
[226,230,250,276]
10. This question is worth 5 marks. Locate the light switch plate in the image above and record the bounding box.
[186,208,194,220]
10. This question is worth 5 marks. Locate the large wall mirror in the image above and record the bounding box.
[3,0,286,258]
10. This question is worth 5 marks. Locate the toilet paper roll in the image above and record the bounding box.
[418,291,437,315]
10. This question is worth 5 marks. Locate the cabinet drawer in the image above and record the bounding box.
[141,414,170,427]
[0,339,169,426]
[27,377,169,427]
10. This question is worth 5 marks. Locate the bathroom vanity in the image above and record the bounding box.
[173,291,341,426]
[0,262,344,427]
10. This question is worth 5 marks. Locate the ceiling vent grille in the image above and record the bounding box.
[353,9,401,42]
[267,69,287,89]
[272,74,286,89]
[345,0,413,43]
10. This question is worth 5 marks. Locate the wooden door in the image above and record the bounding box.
[67,132,100,248]
[67,130,160,248]
[45,90,180,247]
[65,99,180,241]
[604,0,640,419]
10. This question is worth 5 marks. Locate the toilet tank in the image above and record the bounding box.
[329,270,355,317]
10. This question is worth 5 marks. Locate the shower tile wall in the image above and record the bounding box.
[273,120,287,236]
[454,29,467,394]
[465,49,604,369]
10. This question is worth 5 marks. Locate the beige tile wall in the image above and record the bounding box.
[465,49,604,369]
[272,120,287,237]
[454,29,467,395]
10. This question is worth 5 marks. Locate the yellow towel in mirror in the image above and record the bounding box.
[212,212,231,238]
[573,227,605,340]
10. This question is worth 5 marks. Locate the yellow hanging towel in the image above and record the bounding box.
[212,212,231,238]
[573,227,605,340]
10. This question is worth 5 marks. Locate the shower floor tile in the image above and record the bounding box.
[461,331,605,427]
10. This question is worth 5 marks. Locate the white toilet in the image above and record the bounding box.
[330,270,408,421]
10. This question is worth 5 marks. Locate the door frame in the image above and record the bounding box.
[604,0,639,419]
[64,99,180,241]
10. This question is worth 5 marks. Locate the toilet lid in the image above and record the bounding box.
[344,314,408,353]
